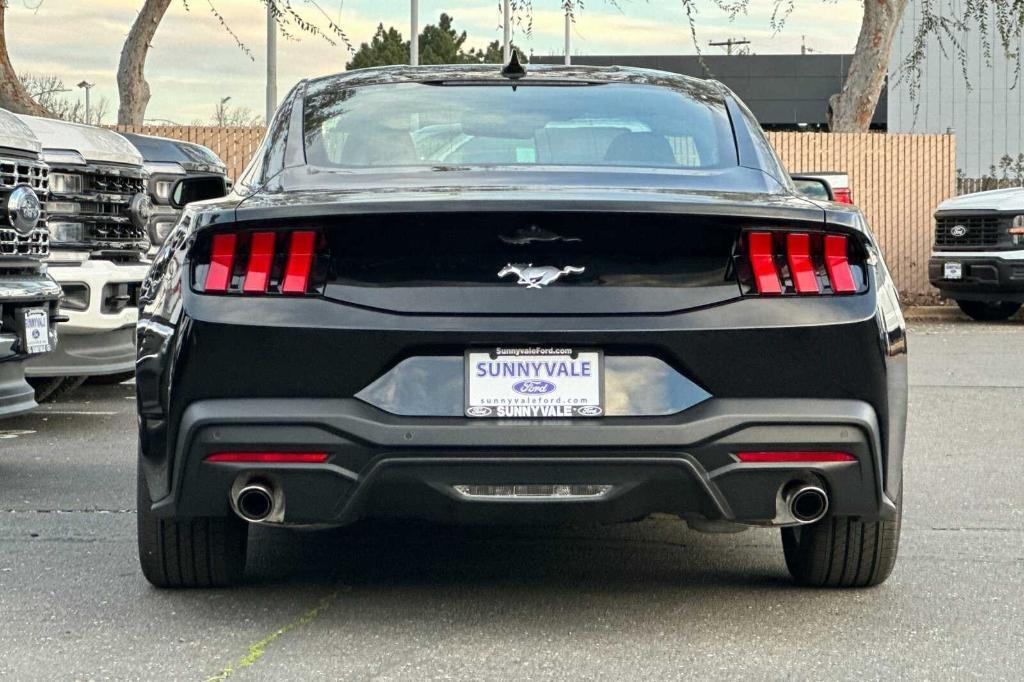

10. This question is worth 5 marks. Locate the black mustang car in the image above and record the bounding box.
[136,63,907,588]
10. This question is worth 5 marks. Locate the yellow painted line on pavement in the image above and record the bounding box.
[204,591,340,681]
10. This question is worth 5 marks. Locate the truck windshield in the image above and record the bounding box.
[302,81,737,170]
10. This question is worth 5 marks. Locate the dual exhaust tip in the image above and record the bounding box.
[785,483,829,524]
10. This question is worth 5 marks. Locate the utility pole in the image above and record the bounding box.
[564,10,571,66]
[708,37,750,56]
[410,0,418,66]
[76,81,94,124]
[801,36,815,55]
[266,1,277,125]
[502,0,511,63]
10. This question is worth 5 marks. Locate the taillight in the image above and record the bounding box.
[205,452,329,463]
[736,451,856,463]
[741,231,863,296]
[196,229,326,295]
[832,187,854,204]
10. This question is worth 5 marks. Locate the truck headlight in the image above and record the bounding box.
[1011,216,1024,245]
[48,173,84,195]
[153,180,176,202]
[49,222,85,244]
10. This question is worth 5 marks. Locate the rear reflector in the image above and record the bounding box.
[242,231,276,293]
[204,233,237,292]
[747,232,782,295]
[205,452,328,464]
[824,235,857,293]
[785,233,820,294]
[736,451,856,463]
[282,231,316,294]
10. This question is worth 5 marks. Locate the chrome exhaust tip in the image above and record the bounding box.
[234,483,275,522]
[786,484,829,524]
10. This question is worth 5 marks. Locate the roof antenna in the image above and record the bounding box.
[501,49,527,80]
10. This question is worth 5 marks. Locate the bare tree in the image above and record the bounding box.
[0,2,50,115]
[117,0,172,125]
[209,98,263,128]
[20,73,111,125]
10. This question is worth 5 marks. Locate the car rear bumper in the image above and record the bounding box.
[929,252,1024,301]
[143,397,897,527]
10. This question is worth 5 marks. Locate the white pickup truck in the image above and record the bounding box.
[0,109,61,416]
[929,188,1024,320]
[16,116,152,397]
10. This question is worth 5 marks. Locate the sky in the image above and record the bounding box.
[6,0,863,124]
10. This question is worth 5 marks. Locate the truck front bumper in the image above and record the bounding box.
[929,251,1024,302]
[26,258,149,377]
[0,274,62,417]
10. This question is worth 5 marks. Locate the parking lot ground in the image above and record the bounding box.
[1,321,1023,680]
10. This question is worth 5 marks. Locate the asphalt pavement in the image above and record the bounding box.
[1,321,1022,680]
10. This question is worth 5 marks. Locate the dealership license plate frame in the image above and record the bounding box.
[464,348,605,418]
[944,262,963,280]
[20,308,51,355]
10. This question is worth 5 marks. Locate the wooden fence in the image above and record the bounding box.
[113,126,956,301]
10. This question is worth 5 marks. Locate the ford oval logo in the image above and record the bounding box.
[466,406,493,417]
[577,405,604,417]
[950,224,968,237]
[512,380,556,394]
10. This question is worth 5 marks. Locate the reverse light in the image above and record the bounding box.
[736,451,856,463]
[743,231,862,296]
[205,452,328,463]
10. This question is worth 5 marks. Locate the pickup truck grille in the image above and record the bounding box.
[934,215,1003,248]
[47,163,148,256]
[1,154,49,261]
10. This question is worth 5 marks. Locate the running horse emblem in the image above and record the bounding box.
[497,263,586,288]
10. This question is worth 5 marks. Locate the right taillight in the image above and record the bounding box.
[196,228,325,295]
[832,187,854,204]
[741,231,862,296]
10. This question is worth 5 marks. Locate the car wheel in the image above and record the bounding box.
[86,371,136,385]
[28,376,87,403]
[781,493,901,588]
[137,466,248,588]
[956,300,1022,321]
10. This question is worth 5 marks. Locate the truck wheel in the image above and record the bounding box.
[86,371,136,385]
[956,300,1022,321]
[137,467,248,588]
[781,495,901,588]
[28,376,87,403]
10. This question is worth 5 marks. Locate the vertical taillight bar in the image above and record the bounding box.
[242,232,276,293]
[785,233,820,294]
[747,232,782,295]
[204,233,237,293]
[281,231,316,294]
[824,235,856,293]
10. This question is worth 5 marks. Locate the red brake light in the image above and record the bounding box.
[824,235,856,294]
[747,232,782,295]
[785,233,819,294]
[737,451,856,463]
[832,188,854,204]
[205,452,328,463]
[204,233,237,292]
[242,231,276,293]
[282,230,317,294]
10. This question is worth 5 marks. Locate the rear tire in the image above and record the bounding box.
[781,495,901,588]
[87,371,135,385]
[137,466,248,588]
[956,299,1021,321]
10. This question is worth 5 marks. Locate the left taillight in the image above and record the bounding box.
[739,230,863,296]
[195,229,326,295]
[832,187,854,204]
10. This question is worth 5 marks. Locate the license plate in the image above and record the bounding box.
[465,348,604,418]
[944,262,963,280]
[21,308,51,355]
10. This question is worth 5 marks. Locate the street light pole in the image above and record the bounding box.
[502,0,511,63]
[410,0,418,66]
[76,81,95,124]
[266,1,278,125]
[564,10,571,66]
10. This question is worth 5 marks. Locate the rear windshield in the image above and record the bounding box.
[302,81,737,170]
